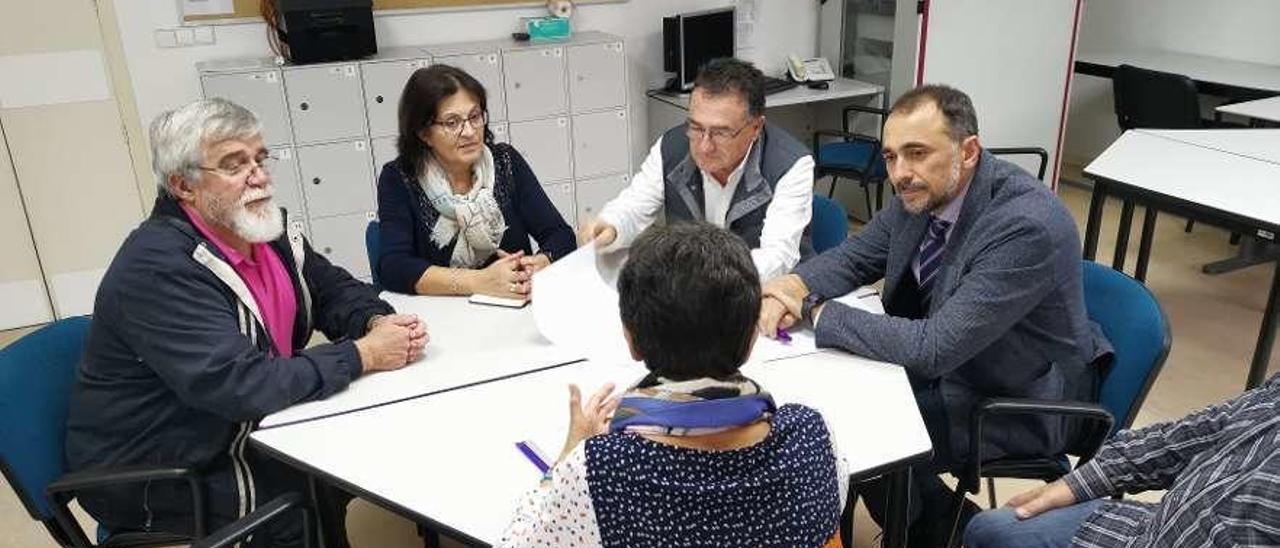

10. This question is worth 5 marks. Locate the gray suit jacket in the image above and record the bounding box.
[794,150,1111,463]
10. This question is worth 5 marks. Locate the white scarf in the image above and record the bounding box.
[419,146,507,268]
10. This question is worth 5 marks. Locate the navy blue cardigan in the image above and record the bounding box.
[376,143,576,294]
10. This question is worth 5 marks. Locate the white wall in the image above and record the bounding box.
[1064,0,1280,166]
[114,0,818,171]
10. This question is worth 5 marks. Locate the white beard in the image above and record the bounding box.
[205,187,284,244]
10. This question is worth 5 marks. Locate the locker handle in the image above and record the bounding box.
[300,102,310,111]
[323,247,333,254]
[375,95,384,104]
[312,177,321,185]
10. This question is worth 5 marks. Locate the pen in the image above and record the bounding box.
[515,440,550,474]
[775,328,792,343]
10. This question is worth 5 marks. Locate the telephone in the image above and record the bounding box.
[787,55,836,83]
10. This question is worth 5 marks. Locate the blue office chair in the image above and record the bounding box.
[0,316,205,546]
[944,260,1171,546]
[811,195,849,254]
[812,104,889,223]
[366,219,381,287]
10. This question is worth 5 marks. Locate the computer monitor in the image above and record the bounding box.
[663,7,735,92]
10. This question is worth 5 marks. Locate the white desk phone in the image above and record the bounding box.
[787,55,836,83]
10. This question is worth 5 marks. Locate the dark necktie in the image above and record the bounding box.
[917,216,952,298]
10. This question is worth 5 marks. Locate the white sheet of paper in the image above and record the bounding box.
[531,243,638,366]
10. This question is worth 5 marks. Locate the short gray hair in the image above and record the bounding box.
[890,84,979,143]
[150,98,262,198]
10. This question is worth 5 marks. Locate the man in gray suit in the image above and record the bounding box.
[759,84,1110,545]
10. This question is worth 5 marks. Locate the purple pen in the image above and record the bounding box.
[515,440,550,474]
[775,329,792,343]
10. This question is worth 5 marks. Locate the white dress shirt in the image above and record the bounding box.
[597,136,814,282]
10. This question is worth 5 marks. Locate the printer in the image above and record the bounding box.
[276,0,376,64]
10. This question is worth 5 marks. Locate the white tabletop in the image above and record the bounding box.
[1216,95,1280,123]
[648,77,883,110]
[1084,129,1280,229]
[252,351,931,545]
[1077,49,1280,93]
[1139,128,1280,166]
[260,292,579,428]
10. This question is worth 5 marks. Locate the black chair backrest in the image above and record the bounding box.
[1113,64,1202,130]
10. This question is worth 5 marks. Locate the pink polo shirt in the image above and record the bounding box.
[181,204,297,358]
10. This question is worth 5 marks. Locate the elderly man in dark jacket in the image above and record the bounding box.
[66,98,428,547]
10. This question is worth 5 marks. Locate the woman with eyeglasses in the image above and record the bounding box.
[376,64,575,298]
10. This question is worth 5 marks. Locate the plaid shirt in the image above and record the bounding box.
[1063,374,1280,547]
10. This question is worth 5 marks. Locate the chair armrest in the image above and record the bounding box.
[986,147,1050,181]
[812,129,882,175]
[191,493,311,548]
[840,104,888,133]
[47,465,207,539]
[958,398,1114,493]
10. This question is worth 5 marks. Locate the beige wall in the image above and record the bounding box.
[0,0,145,319]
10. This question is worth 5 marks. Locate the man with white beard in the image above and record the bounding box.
[757,85,1111,546]
[65,98,427,547]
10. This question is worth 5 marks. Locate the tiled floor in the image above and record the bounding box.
[2,181,1275,547]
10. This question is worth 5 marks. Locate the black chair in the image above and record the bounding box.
[943,261,1172,546]
[988,147,1049,182]
[1112,64,1204,237]
[812,104,889,222]
[190,492,313,548]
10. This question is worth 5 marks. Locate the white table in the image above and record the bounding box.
[1076,49,1280,98]
[1083,129,1280,389]
[253,351,932,546]
[1216,95,1280,124]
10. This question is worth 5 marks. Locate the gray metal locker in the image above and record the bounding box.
[362,58,430,138]
[436,52,507,123]
[567,41,626,113]
[284,64,368,144]
[502,47,567,121]
[541,182,576,229]
[571,109,629,179]
[297,140,375,218]
[271,146,307,225]
[575,173,630,224]
[509,117,571,183]
[371,136,398,178]
[491,122,509,144]
[309,211,376,279]
[201,71,292,146]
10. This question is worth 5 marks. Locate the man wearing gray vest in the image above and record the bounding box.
[579,58,814,282]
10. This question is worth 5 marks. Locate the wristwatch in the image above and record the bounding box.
[801,293,827,326]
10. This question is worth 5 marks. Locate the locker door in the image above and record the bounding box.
[571,109,629,179]
[0,134,52,329]
[541,182,576,229]
[309,212,376,279]
[284,64,368,144]
[502,47,567,121]
[575,173,630,224]
[202,70,292,146]
[508,117,571,183]
[297,140,375,219]
[567,41,626,113]
[491,122,509,144]
[270,146,307,227]
[437,51,506,122]
[371,136,398,179]
[363,58,429,138]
